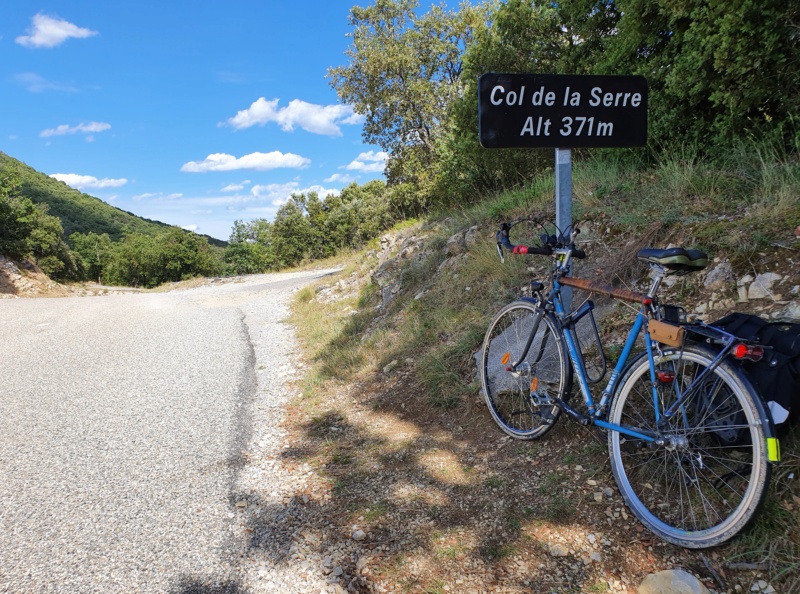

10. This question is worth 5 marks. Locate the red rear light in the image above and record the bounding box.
[657,371,675,384]
[732,343,764,362]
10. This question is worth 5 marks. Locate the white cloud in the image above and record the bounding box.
[181,151,310,173]
[16,13,97,48]
[13,72,77,93]
[324,173,355,184]
[182,224,199,232]
[345,150,388,173]
[224,98,364,136]
[249,182,340,206]
[221,180,251,192]
[41,121,111,138]
[132,192,183,201]
[50,173,127,190]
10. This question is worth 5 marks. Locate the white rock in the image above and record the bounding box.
[638,569,710,594]
[748,272,782,299]
[704,262,733,290]
[779,301,800,321]
[446,233,466,256]
[738,285,749,303]
[549,543,569,557]
[750,580,776,593]
[464,225,481,247]
[738,274,755,286]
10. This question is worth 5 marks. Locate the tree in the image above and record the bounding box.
[437,0,564,202]
[69,231,114,283]
[328,0,484,191]
[602,0,800,147]
[224,219,278,274]
[1,171,79,279]
[271,197,314,267]
[104,228,222,288]
[0,172,30,260]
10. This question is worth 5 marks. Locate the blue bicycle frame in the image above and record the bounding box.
[552,276,657,443]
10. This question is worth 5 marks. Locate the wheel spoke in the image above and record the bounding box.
[608,346,769,548]
[481,304,567,440]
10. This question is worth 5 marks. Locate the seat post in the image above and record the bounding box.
[647,264,668,299]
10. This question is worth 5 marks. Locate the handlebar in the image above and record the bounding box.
[496,222,586,261]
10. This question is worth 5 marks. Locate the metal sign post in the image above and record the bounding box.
[555,148,572,308]
[477,73,648,310]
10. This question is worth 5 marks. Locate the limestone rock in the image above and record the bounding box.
[446,232,466,256]
[778,300,800,321]
[748,272,782,299]
[704,262,733,290]
[464,225,481,247]
[638,569,709,594]
[549,543,569,557]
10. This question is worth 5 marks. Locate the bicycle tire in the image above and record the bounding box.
[608,344,771,548]
[480,300,571,440]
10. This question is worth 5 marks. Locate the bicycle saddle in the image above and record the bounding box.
[637,247,709,274]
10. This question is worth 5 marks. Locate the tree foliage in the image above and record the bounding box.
[223,181,395,274]
[330,0,800,208]
[603,0,800,147]
[328,0,484,193]
[1,172,79,279]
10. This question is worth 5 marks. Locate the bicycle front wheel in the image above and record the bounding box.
[480,301,570,440]
[608,344,771,548]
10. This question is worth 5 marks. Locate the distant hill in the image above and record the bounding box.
[0,151,226,247]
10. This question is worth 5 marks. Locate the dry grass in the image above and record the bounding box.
[283,147,800,593]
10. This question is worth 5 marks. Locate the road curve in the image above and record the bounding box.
[0,269,336,594]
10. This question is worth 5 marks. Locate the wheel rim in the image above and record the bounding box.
[482,305,565,437]
[610,351,765,544]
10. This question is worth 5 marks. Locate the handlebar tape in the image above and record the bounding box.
[497,229,584,258]
[512,244,553,255]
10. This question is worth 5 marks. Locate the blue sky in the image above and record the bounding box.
[1,2,440,241]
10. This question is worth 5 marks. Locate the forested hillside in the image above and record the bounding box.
[0,152,176,242]
[0,152,228,286]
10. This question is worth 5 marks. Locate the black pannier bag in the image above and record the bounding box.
[708,312,800,436]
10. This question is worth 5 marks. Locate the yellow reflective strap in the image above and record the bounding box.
[767,438,781,462]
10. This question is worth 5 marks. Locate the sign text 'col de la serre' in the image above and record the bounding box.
[479,73,648,149]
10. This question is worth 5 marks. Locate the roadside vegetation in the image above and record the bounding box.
[286,145,799,592]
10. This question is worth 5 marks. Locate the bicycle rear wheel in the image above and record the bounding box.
[608,344,771,548]
[480,301,570,440]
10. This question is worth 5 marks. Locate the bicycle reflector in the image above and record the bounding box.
[501,352,511,365]
[656,371,675,384]
[732,343,764,362]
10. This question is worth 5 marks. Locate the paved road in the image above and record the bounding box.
[0,270,335,594]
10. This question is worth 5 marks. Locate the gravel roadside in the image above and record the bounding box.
[0,269,339,594]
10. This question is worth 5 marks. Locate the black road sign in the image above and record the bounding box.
[479,73,648,149]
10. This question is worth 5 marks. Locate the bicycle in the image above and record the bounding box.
[479,219,781,549]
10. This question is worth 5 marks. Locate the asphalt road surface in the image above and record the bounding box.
[0,269,335,594]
